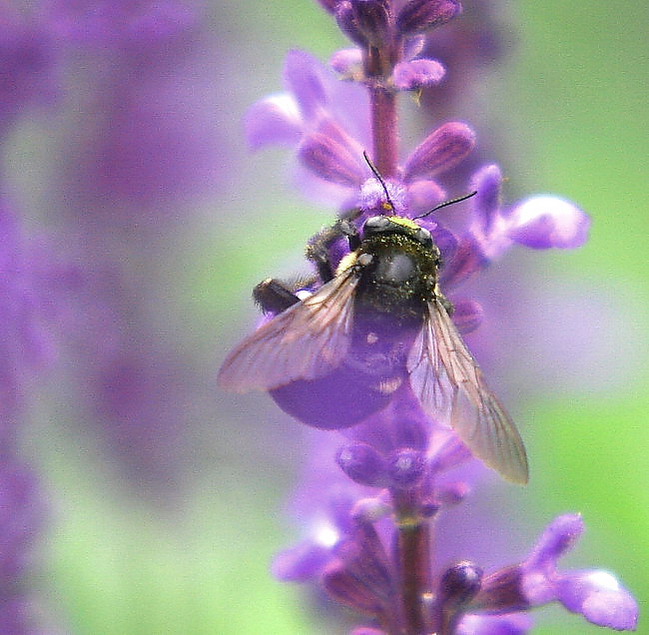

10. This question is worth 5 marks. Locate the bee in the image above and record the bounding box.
[218,203,528,485]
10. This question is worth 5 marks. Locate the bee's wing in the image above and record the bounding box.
[407,299,529,484]
[218,269,360,392]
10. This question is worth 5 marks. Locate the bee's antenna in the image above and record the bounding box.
[363,151,395,214]
[414,190,478,220]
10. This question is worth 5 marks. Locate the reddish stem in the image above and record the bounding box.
[394,491,433,634]
[365,45,399,177]
[371,86,399,177]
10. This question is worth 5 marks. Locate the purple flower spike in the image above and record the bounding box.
[393,58,446,91]
[228,4,639,633]
[507,195,591,249]
[404,121,476,181]
[397,0,462,36]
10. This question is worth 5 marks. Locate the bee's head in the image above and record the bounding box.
[363,215,433,248]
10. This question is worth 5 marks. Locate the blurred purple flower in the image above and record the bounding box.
[47,0,199,50]
[50,0,225,211]
[0,198,61,631]
[0,199,60,430]
[0,460,47,634]
[38,0,231,489]
[0,5,60,137]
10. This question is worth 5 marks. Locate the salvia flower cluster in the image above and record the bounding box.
[233,1,640,633]
[1,0,218,629]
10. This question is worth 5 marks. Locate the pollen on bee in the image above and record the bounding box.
[366,332,379,345]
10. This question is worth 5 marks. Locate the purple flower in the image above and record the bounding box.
[521,515,638,630]
[468,165,591,261]
[470,514,639,632]
[248,50,469,214]
[228,1,638,633]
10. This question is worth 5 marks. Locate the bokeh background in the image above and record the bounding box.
[5,1,647,633]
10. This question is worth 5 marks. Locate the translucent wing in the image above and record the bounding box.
[408,299,529,484]
[218,270,359,392]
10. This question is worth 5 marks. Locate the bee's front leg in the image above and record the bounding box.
[253,278,301,314]
[338,219,361,252]
[306,218,361,282]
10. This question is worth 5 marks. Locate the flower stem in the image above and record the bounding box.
[371,86,398,177]
[394,490,432,634]
[366,45,399,177]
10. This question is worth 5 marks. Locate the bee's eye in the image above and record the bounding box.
[416,227,433,247]
[364,216,392,235]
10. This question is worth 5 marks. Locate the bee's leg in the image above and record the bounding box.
[435,286,455,316]
[306,226,340,283]
[307,245,336,283]
[306,217,361,282]
[339,219,361,251]
[253,278,301,314]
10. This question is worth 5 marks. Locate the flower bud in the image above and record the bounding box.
[397,0,462,36]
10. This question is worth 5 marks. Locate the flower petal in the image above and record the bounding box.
[451,298,483,334]
[298,121,366,186]
[330,47,363,76]
[471,164,502,236]
[457,613,533,635]
[393,58,446,91]
[397,0,462,36]
[525,514,584,572]
[558,570,639,631]
[272,541,332,582]
[507,196,591,249]
[404,122,476,181]
[404,179,446,215]
[284,49,329,120]
[245,94,303,150]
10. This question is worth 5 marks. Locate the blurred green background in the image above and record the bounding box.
[14,1,648,633]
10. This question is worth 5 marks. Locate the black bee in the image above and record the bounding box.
[218,211,528,485]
